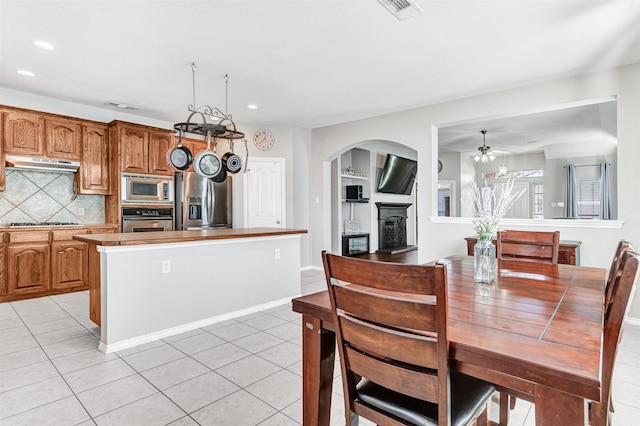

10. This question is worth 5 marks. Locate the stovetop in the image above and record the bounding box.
[9,222,81,227]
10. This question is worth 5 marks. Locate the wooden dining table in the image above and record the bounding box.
[291,256,606,426]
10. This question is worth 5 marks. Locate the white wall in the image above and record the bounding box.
[310,64,640,318]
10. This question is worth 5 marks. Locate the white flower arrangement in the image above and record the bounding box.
[468,178,526,240]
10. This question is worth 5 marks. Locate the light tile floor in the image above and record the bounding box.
[0,269,639,425]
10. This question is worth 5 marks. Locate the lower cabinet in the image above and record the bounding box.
[7,242,51,296]
[0,225,116,302]
[51,241,88,290]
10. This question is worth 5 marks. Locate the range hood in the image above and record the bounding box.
[6,155,80,174]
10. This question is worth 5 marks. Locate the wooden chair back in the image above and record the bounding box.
[604,240,632,313]
[496,230,560,264]
[592,249,640,426]
[322,251,450,425]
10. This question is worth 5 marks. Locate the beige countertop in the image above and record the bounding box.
[74,227,307,246]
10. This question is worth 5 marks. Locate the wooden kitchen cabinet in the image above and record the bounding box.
[112,122,173,176]
[0,233,5,295]
[119,124,148,174]
[7,231,51,296]
[51,229,88,291]
[45,117,81,160]
[148,131,172,175]
[3,109,45,156]
[0,225,116,303]
[78,123,110,194]
[86,226,117,325]
[51,241,87,290]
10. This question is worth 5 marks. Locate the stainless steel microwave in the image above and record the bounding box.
[121,173,174,205]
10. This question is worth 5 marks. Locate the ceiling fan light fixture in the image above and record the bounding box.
[474,130,496,163]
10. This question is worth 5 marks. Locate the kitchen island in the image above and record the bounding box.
[75,228,307,353]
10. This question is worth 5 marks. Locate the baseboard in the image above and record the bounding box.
[625,316,640,327]
[301,265,323,271]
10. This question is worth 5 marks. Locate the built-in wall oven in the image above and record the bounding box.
[121,208,174,233]
[121,173,173,205]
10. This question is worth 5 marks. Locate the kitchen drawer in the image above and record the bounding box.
[52,229,88,241]
[7,231,50,243]
[88,225,118,234]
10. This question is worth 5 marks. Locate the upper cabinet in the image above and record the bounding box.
[3,109,45,156]
[118,124,148,174]
[112,122,172,176]
[77,123,110,195]
[45,117,81,160]
[148,131,172,175]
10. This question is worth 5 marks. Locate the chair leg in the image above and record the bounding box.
[498,392,509,426]
[476,405,489,425]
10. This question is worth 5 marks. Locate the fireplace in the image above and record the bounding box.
[375,202,417,254]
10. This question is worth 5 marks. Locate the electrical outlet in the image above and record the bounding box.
[162,260,171,274]
[78,208,85,216]
[275,249,281,259]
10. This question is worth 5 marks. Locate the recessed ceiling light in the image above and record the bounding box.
[33,40,55,51]
[247,104,258,110]
[17,70,35,77]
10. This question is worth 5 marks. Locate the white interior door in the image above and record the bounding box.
[244,158,285,228]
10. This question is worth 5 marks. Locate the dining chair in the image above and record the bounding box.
[498,248,639,426]
[604,240,632,314]
[495,230,560,424]
[495,230,560,263]
[592,249,639,426]
[322,251,495,426]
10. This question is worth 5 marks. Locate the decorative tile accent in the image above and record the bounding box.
[21,170,59,188]
[18,191,64,222]
[0,170,105,226]
[3,172,39,205]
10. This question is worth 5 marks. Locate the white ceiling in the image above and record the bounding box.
[1,0,639,132]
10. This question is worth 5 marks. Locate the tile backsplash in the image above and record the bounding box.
[0,169,105,225]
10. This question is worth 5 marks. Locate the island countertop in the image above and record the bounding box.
[73,227,307,246]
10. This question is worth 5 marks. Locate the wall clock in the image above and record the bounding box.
[253,130,275,151]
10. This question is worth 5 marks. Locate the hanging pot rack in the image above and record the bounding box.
[173,63,245,141]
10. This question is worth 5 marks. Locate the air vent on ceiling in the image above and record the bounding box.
[377,0,423,21]
[106,101,139,110]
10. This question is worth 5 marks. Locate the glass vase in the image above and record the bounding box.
[474,238,497,283]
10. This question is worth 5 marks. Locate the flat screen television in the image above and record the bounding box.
[376,154,417,195]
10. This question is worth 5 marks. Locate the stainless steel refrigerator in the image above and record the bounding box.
[175,171,232,230]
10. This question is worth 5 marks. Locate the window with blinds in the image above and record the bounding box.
[577,179,601,218]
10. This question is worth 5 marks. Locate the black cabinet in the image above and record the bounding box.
[342,233,369,256]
